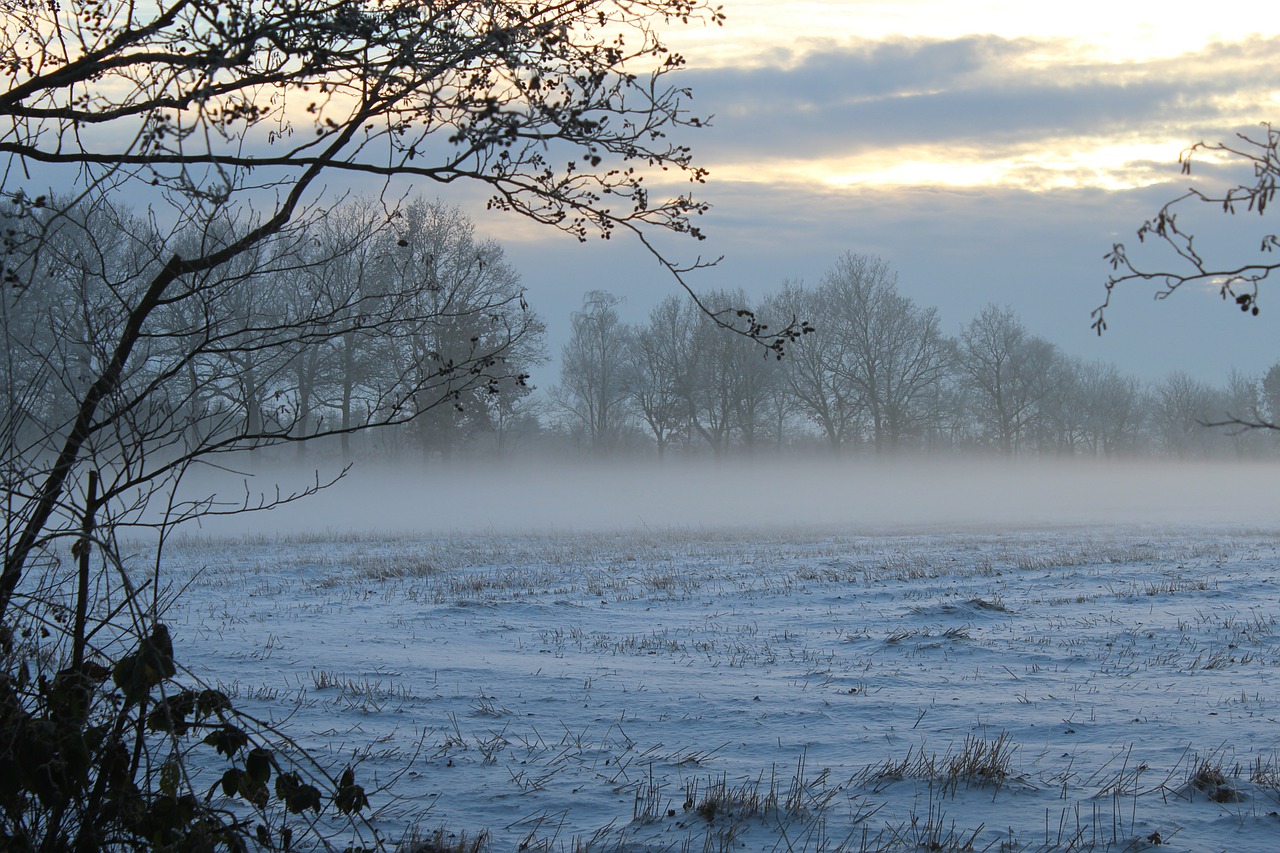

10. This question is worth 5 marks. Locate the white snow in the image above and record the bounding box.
[158,512,1280,852]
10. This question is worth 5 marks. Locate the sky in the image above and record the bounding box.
[447,0,1280,386]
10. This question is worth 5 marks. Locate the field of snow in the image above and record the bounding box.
[161,517,1280,852]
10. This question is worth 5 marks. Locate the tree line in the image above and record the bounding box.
[549,253,1278,460]
[11,201,1270,467]
[3,196,547,474]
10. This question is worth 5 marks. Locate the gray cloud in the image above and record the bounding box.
[498,167,1279,388]
[476,34,1280,390]
[701,35,1029,101]
[679,36,1280,160]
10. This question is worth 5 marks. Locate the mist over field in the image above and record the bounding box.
[178,456,1280,538]
[159,457,1280,852]
[14,0,1280,848]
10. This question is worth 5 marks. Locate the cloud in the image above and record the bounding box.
[675,35,1280,179]
[473,31,1280,390]
[696,35,1027,102]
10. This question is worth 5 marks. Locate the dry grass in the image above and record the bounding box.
[1175,752,1248,804]
[1250,753,1280,802]
[855,733,1018,797]
[399,826,490,853]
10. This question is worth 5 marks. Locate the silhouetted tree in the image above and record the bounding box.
[2,0,732,609]
[1097,123,1280,333]
[0,0,734,847]
[1094,123,1280,440]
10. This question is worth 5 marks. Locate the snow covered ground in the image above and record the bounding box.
[160,517,1280,852]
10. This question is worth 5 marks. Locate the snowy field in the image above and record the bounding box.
[156,460,1280,851]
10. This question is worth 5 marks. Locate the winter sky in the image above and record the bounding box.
[472,0,1280,385]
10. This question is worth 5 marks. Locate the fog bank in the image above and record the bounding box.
[175,456,1280,538]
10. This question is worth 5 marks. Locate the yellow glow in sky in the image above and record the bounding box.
[704,137,1189,193]
[670,0,1280,64]
[837,141,1194,191]
[657,1,1280,193]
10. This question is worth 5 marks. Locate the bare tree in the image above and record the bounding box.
[958,305,1060,455]
[2,0,734,608]
[296,199,392,459]
[1220,368,1269,457]
[1262,362,1280,423]
[1033,356,1087,454]
[1200,365,1280,438]
[823,254,952,453]
[553,291,634,454]
[717,291,782,453]
[681,289,757,456]
[1095,123,1280,439]
[1147,371,1227,458]
[1097,123,1280,332]
[388,199,546,460]
[1075,360,1146,456]
[490,380,548,458]
[627,296,691,457]
[0,0,737,847]
[764,282,863,452]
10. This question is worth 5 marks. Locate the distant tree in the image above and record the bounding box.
[490,380,549,457]
[1220,368,1270,456]
[1262,363,1280,422]
[958,305,1060,455]
[553,291,634,453]
[627,296,691,457]
[717,291,782,452]
[1035,356,1089,454]
[300,199,396,459]
[1148,372,1227,458]
[390,199,546,461]
[929,378,977,451]
[764,282,863,451]
[681,289,766,456]
[1075,360,1146,456]
[823,253,952,453]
